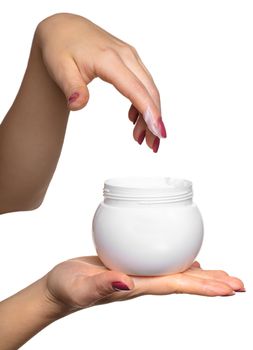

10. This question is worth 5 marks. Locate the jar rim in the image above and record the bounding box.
[103,177,193,202]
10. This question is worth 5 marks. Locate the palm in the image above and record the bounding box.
[46,256,244,311]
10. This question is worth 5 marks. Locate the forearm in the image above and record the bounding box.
[0,277,65,350]
[0,30,69,214]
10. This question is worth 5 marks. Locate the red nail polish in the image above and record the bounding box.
[133,114,139,125]
[68,92,79,104]
[112,281,130,291]
[157,117,167,138]
[152,137,160,153]
[137,130,146,145]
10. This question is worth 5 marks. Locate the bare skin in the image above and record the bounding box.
[0,13,166,214]
[0,257,245,350]
[0,13,245,350]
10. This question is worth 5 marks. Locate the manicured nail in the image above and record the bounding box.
[152,137,160,153]
[68,92,79,104]
[132,112,139,125]
[143,106,166,138]
[143,106,159,136]
[157,117,167,138]
[137,130,146,145]
[112,281,130,291]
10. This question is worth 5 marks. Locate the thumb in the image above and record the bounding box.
[91,270,134,300]
[49,56,90,111]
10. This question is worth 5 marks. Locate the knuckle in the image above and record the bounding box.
[172,275,184,294]
[129,45,138,56]
[216,270,229,277]
[95,48,120,77]
[127,84,144,102]
[120,44,138,58]
[152,88,160,103]
[96,286,110,299]
[201,279,215,295]
[99,47,119,62]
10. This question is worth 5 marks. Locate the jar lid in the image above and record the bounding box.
[103,177,193,203]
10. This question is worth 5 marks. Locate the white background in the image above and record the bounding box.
[0,0,252,349]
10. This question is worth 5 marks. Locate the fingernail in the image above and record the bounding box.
[132,114,139,125]
[152,137,160,153]
[143,106,159,137]
[68,92,79,104]
[143,106,166,138]
[112,281,130,291]
[157,117,167,138]
[137,130,146,145]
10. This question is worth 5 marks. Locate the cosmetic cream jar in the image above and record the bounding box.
[92,177,204,276]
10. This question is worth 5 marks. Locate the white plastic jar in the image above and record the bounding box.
[92,177,204,276]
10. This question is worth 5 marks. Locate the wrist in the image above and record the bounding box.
[43,274,75,319]
[0,276,68,349]
[15,276,67,324]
